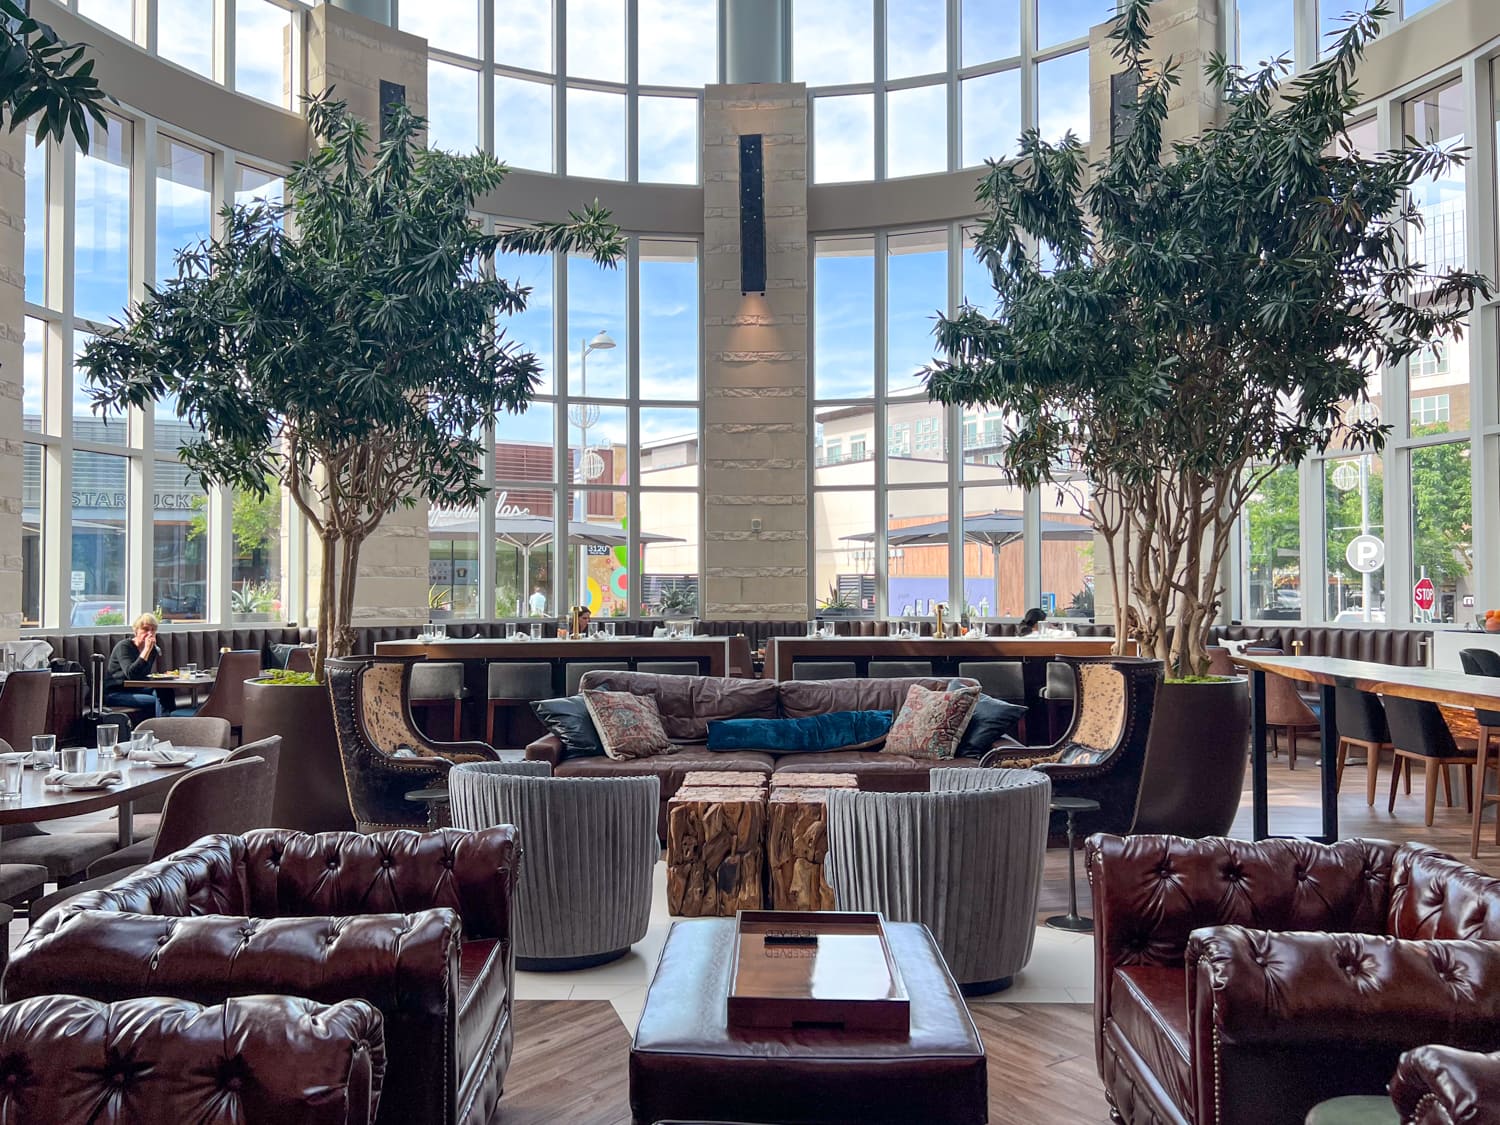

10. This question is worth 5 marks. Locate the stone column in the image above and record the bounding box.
[0,130,25,641]
[304,2,432,630]
[701,84,810,620]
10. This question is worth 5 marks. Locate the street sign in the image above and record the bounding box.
[1345,534,1385,574]
[1414,577,1436,613]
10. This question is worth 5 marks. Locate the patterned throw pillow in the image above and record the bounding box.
[884,684,980,760]
[582,689,674,761]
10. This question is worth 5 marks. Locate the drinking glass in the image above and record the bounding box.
[505,622,518,640]
[29,734,55,770]
[181,662,198,675]
[587,622,599,639]
[139,729,156,751]
[604,621,616,638]
[97,725,120,760]
[530,622,543,640]
[807,620,820,637]
[0,758,21,800]
[60,747,87,774]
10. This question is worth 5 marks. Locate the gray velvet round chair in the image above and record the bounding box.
[824,767,1052,995]
[448,761,659,971]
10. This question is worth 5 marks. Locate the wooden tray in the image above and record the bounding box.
[727,910,909,1033]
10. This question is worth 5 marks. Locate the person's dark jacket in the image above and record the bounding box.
[105,638,157,693]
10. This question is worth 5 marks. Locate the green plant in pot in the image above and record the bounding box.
[79,92,624,681]
[817,582,856,618]
[926,0,1488,681]
[924,2,1490,834]
[655,584,698,617]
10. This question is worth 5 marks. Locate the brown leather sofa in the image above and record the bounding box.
[526,671,987,836]
[0,993,385,1124]
[1392,1044,1500,1124]
[1088,835,1500,1125]
[7,827,520,1125]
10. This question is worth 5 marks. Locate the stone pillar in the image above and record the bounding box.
[701,84,810,620]
[0,130,24,641]
[304,2,432,630]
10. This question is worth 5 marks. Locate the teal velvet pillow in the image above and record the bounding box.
[706,710,894,753]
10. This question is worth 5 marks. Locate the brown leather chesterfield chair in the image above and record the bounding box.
[981,657,1162,838]
[6,827,521,1125]
[326,656,500,831]
[1089,835,1500,1125]
[0,993,384,1124]
[1391,1044,1500,1124]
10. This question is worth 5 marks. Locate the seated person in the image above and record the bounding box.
[1016,607,1047,637]
[104,613,173,716]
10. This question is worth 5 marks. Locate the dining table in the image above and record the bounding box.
[0,746,229,849]
[1235,654,1500,845]
[124,671,217,707]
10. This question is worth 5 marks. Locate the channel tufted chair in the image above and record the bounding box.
[0,994,386,1124]
[5,827,521,1125]
[326,656,500,832]
[980,657,1162,839]
[1088,835,1500,1125]
[1391,1044,1500,1124]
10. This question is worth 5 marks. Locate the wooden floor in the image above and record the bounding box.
[500,759,1499,1125]
[499,1000,1107,1125]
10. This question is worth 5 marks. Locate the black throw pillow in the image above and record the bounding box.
[532,695,605,761]
[949,678,1027,758]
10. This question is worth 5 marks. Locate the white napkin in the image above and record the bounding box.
[44,769,122,788]
[130,745,193,766]
[128,739,176,761]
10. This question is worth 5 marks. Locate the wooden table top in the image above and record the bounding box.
[1235,654,1500,712]
[0,747,229,826]
[123,672,216,689]
[374,636,729,657]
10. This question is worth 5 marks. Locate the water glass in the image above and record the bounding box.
[29,734,55,770]
[139,729,156,752]
[181,662,198,676]
[0,758,21,801]
[60,747,87,774]
[504,622,518,640]
[604,621,616,639]
[587,621,599,639]
[807,620,820,637]
[530,622,543,640]
[97,725,120,760]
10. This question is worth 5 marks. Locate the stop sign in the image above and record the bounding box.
[1414,577,1436,613]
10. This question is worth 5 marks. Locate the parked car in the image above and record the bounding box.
[1333,608,1387,624]
[68,599,127,627]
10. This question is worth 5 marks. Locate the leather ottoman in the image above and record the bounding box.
[630,918,988,1125]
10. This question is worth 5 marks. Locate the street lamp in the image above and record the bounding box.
[571,330,616,605]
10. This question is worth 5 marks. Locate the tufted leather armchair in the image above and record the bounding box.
[980,657,1162,839]
[326,656,500,832]
[1088,835,1500,1125]
[1391,1044,1500,1124]
[0,993,384,1124]
[6,827,521,1125]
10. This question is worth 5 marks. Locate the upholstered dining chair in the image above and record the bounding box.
[824,768,1051,994]
[0,670,51,755]
[1332,686,1394,804]
[1460,648,1500,858]
[1383,695,1477,827]
[325,656,500,832]
[448,761,658,970]
[191,649,261,741]
[981,657,1162,839]
[78,714,234,838]
[1262,665,1321,769]
[408,661,467,741]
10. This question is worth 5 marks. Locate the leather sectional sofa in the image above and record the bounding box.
[525,671,989,836]
[1089,834,1500,1125]
[7,827,520,1125]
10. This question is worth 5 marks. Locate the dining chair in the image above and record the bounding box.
[78,715,234,837]
[191,650,261,743]
[485,662,553,749]
[1383,696,1476,827]
[29,747,280,922]
[0,671,51,755]
[1460,648,1500,857]
[1331,686,1393,802]
[409,661,468,740]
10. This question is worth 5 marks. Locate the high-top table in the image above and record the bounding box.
[763,634,1129,682]
[1235,654,1500,843]
[374,636,731,681]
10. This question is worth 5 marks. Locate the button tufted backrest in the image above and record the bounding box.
[242,826,519,941]
[0,994,384,1125]
[1388,844,1500,941]
[1090,835,1398,972]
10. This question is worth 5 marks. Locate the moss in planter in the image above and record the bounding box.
[259,669,318,686]
[1164,675,1237,685]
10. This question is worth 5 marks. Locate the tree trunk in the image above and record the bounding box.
[332,532,364,660]
[313,529,337,682]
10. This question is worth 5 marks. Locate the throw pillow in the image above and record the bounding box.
[706,710,893,753]
[946,677,1028,758]
[531,696,605,761]
[582,689,673,761]
[884,683,980,760]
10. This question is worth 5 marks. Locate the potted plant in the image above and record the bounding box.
[654,584,698,617]
[81,93,623,823]
[925,2,1489,830]
[817,582,857,619]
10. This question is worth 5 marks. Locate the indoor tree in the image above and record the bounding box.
[925,0,1489,675]
[1,0,108,147]
[81,93,624,678]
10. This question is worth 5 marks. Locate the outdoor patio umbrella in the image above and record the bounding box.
[844,510,1093,612]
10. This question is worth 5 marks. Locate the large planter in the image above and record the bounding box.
[242,678,356,833]
[1131,677,1250,838]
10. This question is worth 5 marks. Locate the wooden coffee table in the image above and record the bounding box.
[630,917,987,1125]
[767,773,857,911]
